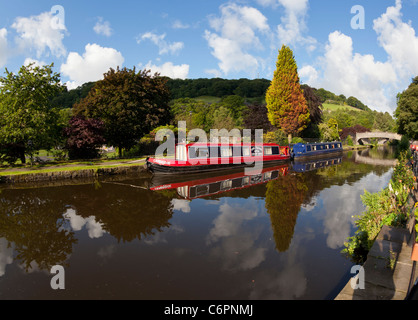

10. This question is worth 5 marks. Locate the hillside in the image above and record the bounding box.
[51,77,369,113]
[322,103,363,112]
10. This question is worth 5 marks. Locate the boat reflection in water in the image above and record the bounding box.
[150,163,289,200]
[291,156,342,173]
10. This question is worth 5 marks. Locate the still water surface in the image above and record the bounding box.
[0,148,396,300]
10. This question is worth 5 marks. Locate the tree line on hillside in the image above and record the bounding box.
[50,76,370,112]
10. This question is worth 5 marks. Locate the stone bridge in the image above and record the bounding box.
[355,131,402,145]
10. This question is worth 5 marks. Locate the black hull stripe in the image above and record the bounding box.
[147,159,289,175]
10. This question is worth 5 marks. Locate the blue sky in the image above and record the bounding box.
[1,0,418,114]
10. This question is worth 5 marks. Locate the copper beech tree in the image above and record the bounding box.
[266,45,310,142]
[73,67,171,157]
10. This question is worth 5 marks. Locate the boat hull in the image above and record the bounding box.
[146,157,289,175]
[292,149,343,161]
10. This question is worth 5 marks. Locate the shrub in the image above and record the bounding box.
[64,116,105,160]
[263,130,288,145]
[346,135,354,146]
[342,151,414,263]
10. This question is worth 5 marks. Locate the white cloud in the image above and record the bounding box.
[0,28,8,68]
[63,208,106,239]
[276,0,317,51]
[11,11,67,58]
[302,0,418,113]
[258,0,316,50]
[23,58,47,68]
[60,43,124,89]
[172,199,191,213]
[299,65,318,84]
[320,31,396,112]
[321,170,393,249]
[373,0,418,79]
[144,61,189,79]
[205,3,270,76]
[206,200,268,272]
[172,20,190,29]
[137,32,184,55]
[93,17,113,37]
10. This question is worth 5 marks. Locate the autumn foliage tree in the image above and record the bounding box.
[266,45,310,142]
[73,67,171,157]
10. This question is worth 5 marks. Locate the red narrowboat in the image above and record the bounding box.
[146,142,290,174]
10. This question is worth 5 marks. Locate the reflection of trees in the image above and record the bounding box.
[67,183,175,243]
[301,159,393,207]
[0,180,175,274]
[265,173,307,252]
[0,189,76,272]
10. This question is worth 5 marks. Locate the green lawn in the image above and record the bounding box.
[0,159,147,176]
[322,103,363,112]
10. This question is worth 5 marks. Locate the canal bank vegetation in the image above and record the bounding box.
[342,151,416,264]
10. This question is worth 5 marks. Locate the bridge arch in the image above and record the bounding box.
[355,132,402,145]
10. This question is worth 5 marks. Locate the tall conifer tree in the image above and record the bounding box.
[266,45,310,142]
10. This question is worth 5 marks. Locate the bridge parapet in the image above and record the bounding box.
[355,132,402,145]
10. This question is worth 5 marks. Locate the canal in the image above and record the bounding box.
[0,147,397,300]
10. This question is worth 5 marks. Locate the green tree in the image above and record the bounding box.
[373,111,395,132]
[0,63,64,164]
[395,76,418,139]
[266,45,310,142]
[170,98,213,132]
[319,118,340,142]
[220,95,246,120]
[211,106,237,130]
[73,67,171,157]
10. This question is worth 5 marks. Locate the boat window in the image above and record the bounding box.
[209,147,219,158]
[264,147,273,155]
[242,147,251,156]
[272,147,280,155]
[251,174,262,184]
[220,180,232,190]
[264,172,273,181]
[251,146,263,156]
[233,146,242,157]
[176,145,187,161]
[196,148,209,158]
[221,147,232,157]
[189,147,209,158]
[325,145,329,149]
[196,185,210,196]
[312,146,316,151]
[307,146,311,152]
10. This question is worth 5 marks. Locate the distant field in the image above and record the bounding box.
[322,103,363,112]
[195,96,221,103]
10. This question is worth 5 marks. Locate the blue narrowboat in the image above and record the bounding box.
[291,142,343,160]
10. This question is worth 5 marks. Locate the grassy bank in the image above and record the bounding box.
[0,157,147,178]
